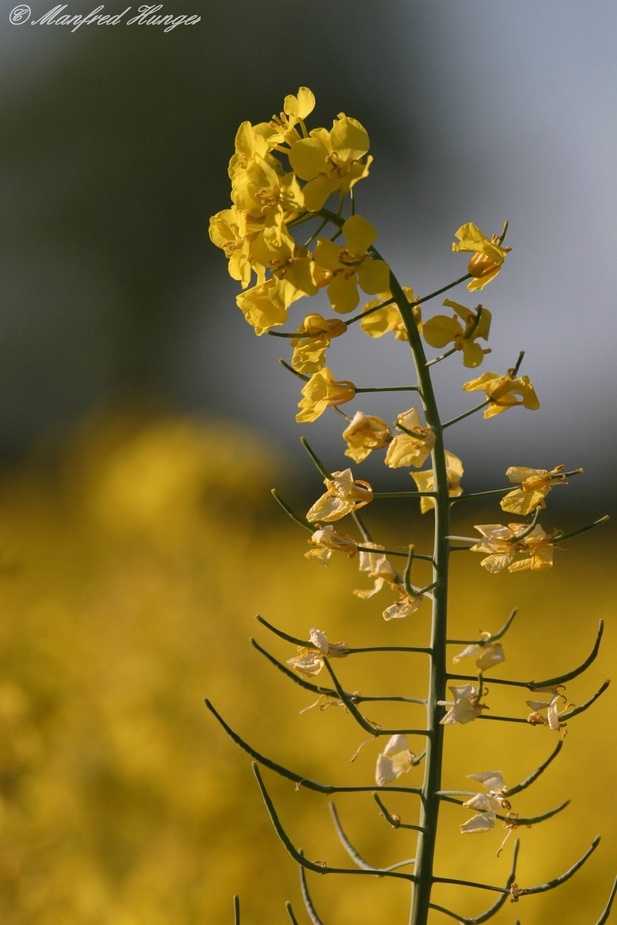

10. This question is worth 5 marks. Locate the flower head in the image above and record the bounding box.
[440,684,488,725]
[452,222,511,291]
[306,469,373,524]
[288,113,373,210]
[314,215,390,314]
[471,523,558,573]
[296,368,356,423]
[422,300,492,368]
[385,408,435,469]
[500,465,567,515]
[375,734,418,786]
[462,370,540,418]
[342,411,392,463]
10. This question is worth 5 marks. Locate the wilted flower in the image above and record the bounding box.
[306,469,373,523]
[500,465,567,515]
[471,523,557,573]
[526,686,568,734]
[411,451,463,513]
[305,525,358,564]
[440,684,487,725]
[460,770,511,834]
[375,734,418,786]
[453,639,505,672]
[385,408,435,468]
[354,543,424,620]
[287,627,349,678]
[342,411,392,463]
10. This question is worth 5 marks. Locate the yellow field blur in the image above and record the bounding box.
[0,414,614,925]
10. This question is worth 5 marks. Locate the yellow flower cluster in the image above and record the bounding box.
[209,88,388,335]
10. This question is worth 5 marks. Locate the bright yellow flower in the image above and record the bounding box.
[288,113,373,210]
[411,451,463,513]
[236,276,304,335]
[471,523,557,573]
[422,300,492,368]
[306,468,373,524]
[296,368,356,423]
[266,86,316,148]
[500,465,567,515]
[314,215,390,314]
[462,371,540,418]
[305,525,358,564]
[342,411,392,463]
[287,627,349,678]
[228,119,279,180]
[440,684,488,725]
[249,224,317,300]
[290,313,347,374]
[452,639,505,672]
[452,222,511,291]
[375,734,418,786]
[358,287,416,341]
[232,156,305,225]
[385,408,435,468]
[208,207,260,289]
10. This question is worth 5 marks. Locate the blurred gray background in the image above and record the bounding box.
[2,0,616,512]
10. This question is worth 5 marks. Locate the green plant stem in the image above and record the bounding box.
[385,268,450,925]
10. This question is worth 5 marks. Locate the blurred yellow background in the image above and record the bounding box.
[0,413,613,925]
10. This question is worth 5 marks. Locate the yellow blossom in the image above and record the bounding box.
[208,207,259,289]
[422,300,492,368]
[287,627,349,678]
[342,411,392,463]
[375,734,418,786]
[526,687,568,734]
[453,639,505,672]
[452,222,511,291]
[359,287,416,340]
[500,465,567,515]
[288,113,373,210]
[249,225,317,295]
[306,469,373,524]
[471,523,557,573]
[462,370,540,418]
[290,314,347,374]
[305,525,358,564]
[232,156,305,225]
[385,408,435,468]
[314,215,390,314]
[440,684,488,725]
[296,368,356,423]
[236,276,304,335]
[267,86,316,148]
[411,451,463,513]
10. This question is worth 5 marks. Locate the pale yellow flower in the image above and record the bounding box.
[471,523,556,573]
[526,687,568,734]
[342,411,392,463]
[306,469,373,524]
[462,371,540,418]
[375,734,417,786]
[460,771,510,834]
[354,543,424,620]
[305,525,358,564]
[296,368,356,423]
[440,684,487,725]
[287,627,349,678]
[453,640,505,672]
[385,408,435,468]
[500,465,566,515]
[411,451,463,513]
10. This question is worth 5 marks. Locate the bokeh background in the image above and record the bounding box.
[1,1,616,923]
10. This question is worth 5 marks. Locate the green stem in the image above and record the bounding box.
[385,267,450,925]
